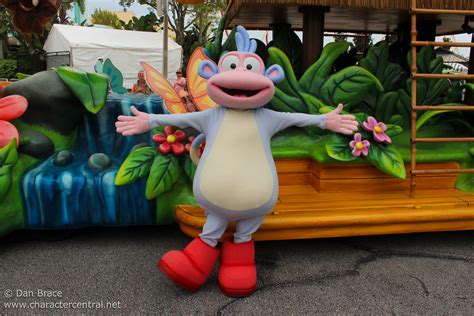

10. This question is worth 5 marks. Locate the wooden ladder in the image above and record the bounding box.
[409,0,474,198]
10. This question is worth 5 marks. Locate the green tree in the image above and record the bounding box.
[119,0,226,47]
[121,12,162,31]
[333,33,348,43]
[91,9,123,29]
[353,34,373,54]
[58,0,86,25]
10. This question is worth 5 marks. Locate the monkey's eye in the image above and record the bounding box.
[243,57,261,74]
[221,55,240,71]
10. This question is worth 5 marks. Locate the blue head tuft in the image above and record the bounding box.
[235,25,257,53]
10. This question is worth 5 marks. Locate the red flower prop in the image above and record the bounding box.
[185,136,205,158]
[152,126,186,156]
[1,0,61,35]
[0,95,28,148]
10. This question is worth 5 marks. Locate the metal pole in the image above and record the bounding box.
[159,0,169,79]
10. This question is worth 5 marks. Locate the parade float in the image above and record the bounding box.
[0,0,473,240]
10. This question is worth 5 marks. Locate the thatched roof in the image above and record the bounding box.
[227,0,474,34]
[435,47,470,67]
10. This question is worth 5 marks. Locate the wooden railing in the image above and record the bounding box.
[409,0,474,198]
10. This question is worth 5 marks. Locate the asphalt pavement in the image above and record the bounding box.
[0,226,472,314]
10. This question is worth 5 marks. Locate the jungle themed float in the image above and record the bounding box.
[0,0,474,242]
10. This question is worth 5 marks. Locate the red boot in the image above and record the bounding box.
[158,237,220,293]
[218,238,256,297]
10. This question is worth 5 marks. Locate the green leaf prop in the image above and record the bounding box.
[0,140,18,202]
[444,79,464,103]
[0,165,13,203]
[222,27,237,54]
[182,155,197,181]
[56,66,109,114]
[16,73,31,80]
[300,42,350,95]
[300,93,326,114]
[100,59,128,94]
[115,147,156,186]
[319,66,383,108]
[268,47,303,98]
[376,91,401,123]
[0,139,19,166]
[204,13,230,62]
[406,47,449,105]
[271,25,303,78]
[389,114,405,127]
[325,134,358,162]
[271,87,307,113]
[397,89,412,121]
[319,105,335,114]
[368,143,406,179]
[465,83,474,92]
[385,124,403,137]
[416,110,453,131]
[354,112,369,125]
[359,42,404,91]
[145,155,180,200]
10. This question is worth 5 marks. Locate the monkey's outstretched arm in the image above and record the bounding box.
[149,109,215,133]
[259,109,326,136]
[116,106,216,136]
[260,106,358,136]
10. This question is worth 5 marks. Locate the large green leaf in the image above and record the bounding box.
[367,143,406,179]
[397,89,412,122]
[407,46,432,74]
[100,59,128,94]
[299,42,350,95]
[465,83,474,92]
[389,114,405,127]
[221,27,237,54]
[444,79,464,103]
[319,66,383,108]
[0,165,13,203]
[271,25,303,78]
[270,87,307,113]
[406,47,449,105]
[268,47,303,97]
[359,41,404,91]
[115,147,156,186]
[325,134,358,162]
[375,91,401,122]
[300,93,326,114]
[56,66,108,114]
[0,139,18,166]
[0,140,17,203]
[182,155,197,180]
[416,108,455,131]
[204,12,229,62]
[145,155,180,200]
[385,124,403,137]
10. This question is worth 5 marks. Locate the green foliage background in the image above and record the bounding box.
[0,59,17,79]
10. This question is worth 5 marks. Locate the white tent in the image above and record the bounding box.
[44,24,182,88]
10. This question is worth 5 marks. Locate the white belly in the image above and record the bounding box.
[199,110,274,211]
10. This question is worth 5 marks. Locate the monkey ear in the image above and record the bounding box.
[198,60,219,79]
[265,65,285,84]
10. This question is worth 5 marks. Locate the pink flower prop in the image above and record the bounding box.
[0,95,28,148]
[349,133,370,157]
[362,116,391,144]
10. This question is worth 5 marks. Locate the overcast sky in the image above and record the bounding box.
[78,0,472,58]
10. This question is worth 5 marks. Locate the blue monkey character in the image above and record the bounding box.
[115,26,358,297]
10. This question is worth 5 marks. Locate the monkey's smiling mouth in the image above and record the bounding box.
[214,84,265,98]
